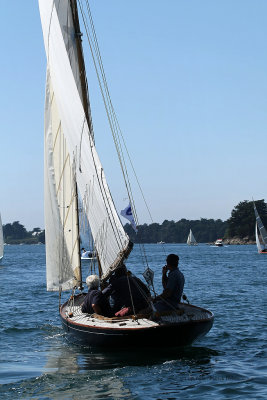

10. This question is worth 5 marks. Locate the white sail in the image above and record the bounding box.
[187,229,197,245]
[255,222,264,253]
[0,214,3,261]
[44,70,81,291]
[253,203,267,251]
[186,231,191,245]
[39,0,132,289]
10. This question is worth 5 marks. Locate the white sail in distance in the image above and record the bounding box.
[253,203,267,252]
[187,229,197,245]
[39,0,132,289]
[0,214,3,261]
[255,222,264,253]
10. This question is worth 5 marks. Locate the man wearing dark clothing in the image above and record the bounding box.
[81,275,112,317]
[102,266,150,314]
[154,253,185,312]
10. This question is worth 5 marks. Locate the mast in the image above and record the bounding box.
[70,0,103,277]
[70,0,94,140]
[74,181,82,287]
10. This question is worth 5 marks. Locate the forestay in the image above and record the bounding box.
[39,0,132,290]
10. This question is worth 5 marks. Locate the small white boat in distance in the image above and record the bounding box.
[214,239,223,247]
[187,229,197,246]
[81,250,97,260]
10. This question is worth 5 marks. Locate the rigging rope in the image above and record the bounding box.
[77,0,157,271]
[77,2,169,306]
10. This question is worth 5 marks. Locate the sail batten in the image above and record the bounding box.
[40,0,132,289]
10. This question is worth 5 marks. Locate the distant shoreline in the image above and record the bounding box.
[4,239,256,245]
[222,238,256,245]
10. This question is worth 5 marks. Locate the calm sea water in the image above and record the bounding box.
[0,243,267,399]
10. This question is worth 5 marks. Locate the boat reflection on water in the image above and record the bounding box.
[43,341,132,399]
[79,346,219,371]
[44,337,219,373]
[42,335,219,398]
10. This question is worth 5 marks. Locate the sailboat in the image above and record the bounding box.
[0,214,3,263]
[39,0,213,347]
[253,203,267,253]
[187,229,197,246]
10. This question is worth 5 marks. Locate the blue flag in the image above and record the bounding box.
[120,204,137,233]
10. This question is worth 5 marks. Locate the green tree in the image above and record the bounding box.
[225,199,267,239]
[124,218,227,243]
[3,221,28,240]
[38,230,45,244]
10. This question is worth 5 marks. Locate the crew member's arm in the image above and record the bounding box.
[91,291,104,315]
[162,265,168,289]
[102,284,113,297]
[81,295,89,313]
[153,266,173,302]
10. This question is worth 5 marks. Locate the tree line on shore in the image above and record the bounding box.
[3,221,45,244]
[124,199,267,243]
[3,200,267,244]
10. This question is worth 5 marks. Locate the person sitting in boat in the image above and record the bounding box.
[153,254,185,312]
[102,264,150,315]
[81,248,93,258]
[82,274,112,317]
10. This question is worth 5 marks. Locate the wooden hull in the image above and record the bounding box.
[60,299,214,348]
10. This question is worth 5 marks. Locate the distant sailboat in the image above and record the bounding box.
[187,229,197,246]
[253,203,267,253]
[0,214,3,263]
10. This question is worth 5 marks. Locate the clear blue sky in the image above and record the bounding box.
[1,1,267,230]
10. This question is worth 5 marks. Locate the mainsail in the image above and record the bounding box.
[187,229,197,245]
[0,214,3,261]
[253,203,267,252]
[39,0,132,290]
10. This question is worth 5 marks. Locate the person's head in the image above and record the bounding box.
[166,254,179,269]
[81,248,85,251]
[86,274,99,289]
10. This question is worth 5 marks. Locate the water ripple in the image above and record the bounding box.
[1,244,267,399]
